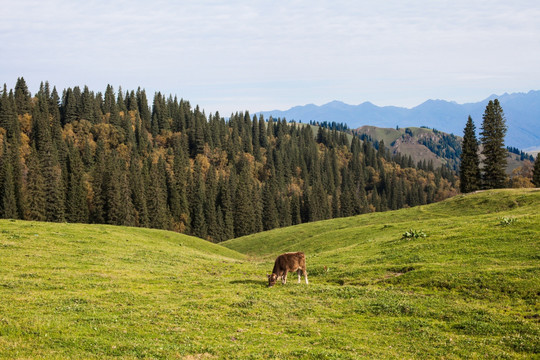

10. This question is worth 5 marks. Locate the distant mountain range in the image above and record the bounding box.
[257,91,540,151]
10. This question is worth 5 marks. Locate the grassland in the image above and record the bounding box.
[1,189,539,359]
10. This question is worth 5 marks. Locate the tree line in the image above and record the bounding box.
[0,78,460,242]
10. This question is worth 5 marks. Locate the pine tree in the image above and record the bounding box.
[262,178,279,231]
[65,142,89,223]
[459,116,481,193]
[25,145,46,220]
[90,140,106,223]
[205,165,220,242]
[532,153,540,187]
[129,154,149,227]
[147,158,170,229]
[0,143,17,218]
[33,94,65,222]
[106,153,135,226]
[189,161,208,239]
[234,163,256,237]
[480,99,508,189]
[14,77,31,115]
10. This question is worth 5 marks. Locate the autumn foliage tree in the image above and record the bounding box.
[0,79,462,241]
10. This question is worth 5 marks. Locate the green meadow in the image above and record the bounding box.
[1,189,539,359]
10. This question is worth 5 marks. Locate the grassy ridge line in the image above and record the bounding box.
[222,189,540,258]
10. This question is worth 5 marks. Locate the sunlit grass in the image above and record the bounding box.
[1,189,539,359]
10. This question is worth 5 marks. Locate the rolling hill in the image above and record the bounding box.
[1,189,539,359]
[257,91,540,150]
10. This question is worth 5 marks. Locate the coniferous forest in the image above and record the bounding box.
[0,78,459,242]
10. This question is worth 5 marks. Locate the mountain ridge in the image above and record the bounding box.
[257,90,540,150]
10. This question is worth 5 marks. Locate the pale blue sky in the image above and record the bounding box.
[2,0,539,114]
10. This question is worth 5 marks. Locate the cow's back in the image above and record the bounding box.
[273,252,305,273]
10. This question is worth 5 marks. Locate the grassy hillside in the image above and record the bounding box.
[1,189,539,359]
[223,189,540,358]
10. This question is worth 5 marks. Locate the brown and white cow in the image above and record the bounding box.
[267,252,308,287]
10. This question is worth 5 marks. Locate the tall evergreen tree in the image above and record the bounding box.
[234,162,256,237]
[480,99,508,189]
[147,158,170,229]
[129,155,149,227]
[532,153,540,187]
[25,145,46,221]
[33,95,65,222]
[189,161,208,239]
[106,153,135,226]
[14,77,31,115]
[65,142,89,223]
[0,143,17,218]
[262,178,279,231]
[459,116,481,193]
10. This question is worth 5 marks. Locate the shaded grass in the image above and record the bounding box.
[1,189,539,359]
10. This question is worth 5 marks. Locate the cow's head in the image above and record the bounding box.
[267,273,278,287]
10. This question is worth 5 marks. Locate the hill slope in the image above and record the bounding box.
[2,189,539,359]
[257,91,540,149]
[223,189,540,357]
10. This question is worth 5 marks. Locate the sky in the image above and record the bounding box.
[2,0,540,115]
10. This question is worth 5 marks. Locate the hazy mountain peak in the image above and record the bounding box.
[256,91,540,149]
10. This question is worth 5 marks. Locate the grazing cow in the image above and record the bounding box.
[267,252,308,287]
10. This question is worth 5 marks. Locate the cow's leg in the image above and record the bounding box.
[282,272,287,284]
[304,268,309,284]
[297,269,302,283]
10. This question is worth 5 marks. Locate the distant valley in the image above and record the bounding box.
[257,91,540,151]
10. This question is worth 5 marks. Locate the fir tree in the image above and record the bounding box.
[532,153,540,187]
[14,77,31,115]
[262,178,279,231]
[129,154,149,227]
[25,145,46,221]
[106,153,135,226]
[65,142,89,223]
[460,116,481,193]
[189,161,208,239]
[0,143,17,218]
[147,158,170,229]
[234,163,256,237]
[480,99,507,189]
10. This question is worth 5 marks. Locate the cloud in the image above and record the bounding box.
[2,0,540,113]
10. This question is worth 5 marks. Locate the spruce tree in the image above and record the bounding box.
[262,178,279,231]
[65,142,89,223]
[33,95,65,222]
[234,164,255,237]
[480,99,508,189]
[532,153,540,187]
[25,145,46,221]
[0,143,17,218]
[147,157,170,229]
[459,116,481,193]
[129,154,149,227]
[14,77,31,115]
[90,140,106,223]
[189,161,208,239]
[106,153,135,226]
